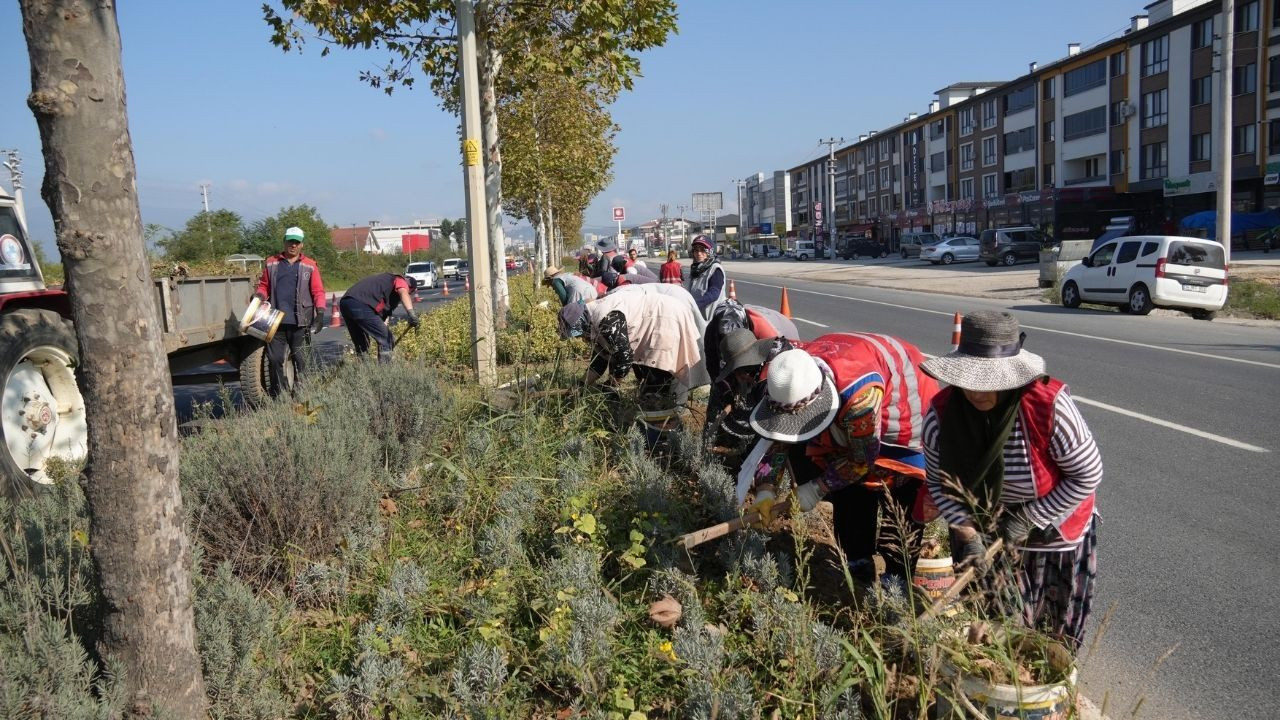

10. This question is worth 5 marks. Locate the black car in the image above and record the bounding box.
[838,236,889,259]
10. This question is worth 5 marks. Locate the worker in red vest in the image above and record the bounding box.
[254,225,326,397]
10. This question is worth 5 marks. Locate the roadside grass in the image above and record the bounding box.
[1223,277,1280,319]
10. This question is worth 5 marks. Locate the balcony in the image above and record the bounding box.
[1063,175,1106,186]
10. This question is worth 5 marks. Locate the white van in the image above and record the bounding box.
[1059,235,1227,319]
[788,240,818,261]
[441,257,462,279]
[404,261,437,289]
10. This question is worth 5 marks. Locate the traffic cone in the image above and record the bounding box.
[329,294,342,328]
[465,276,471,292]
[950,312,963,351]
[442,280,450,296]
[780,287,792,318]
[728,279,737,300]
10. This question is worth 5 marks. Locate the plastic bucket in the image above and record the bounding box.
[239,297,284,344]
[936,634,1077,720]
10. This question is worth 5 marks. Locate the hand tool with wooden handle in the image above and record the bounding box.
[675,498,792,550]
[917,537,1004,622]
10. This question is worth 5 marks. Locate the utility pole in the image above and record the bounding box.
[659,202,669,250]
[733,178,747,254]
[677,203,688,249]
[456,0,497,385]
[199,182,212,246]
[1217,0,1234,264]
[819,137,844,260]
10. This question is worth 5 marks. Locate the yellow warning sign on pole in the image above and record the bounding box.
[463,138,480,166]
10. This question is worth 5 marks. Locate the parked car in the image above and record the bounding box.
[979,226,1050,266]
[838,237,888,259]
[920,236,981,265]
[442,257,462,279]
[505,256,516,272]
[457,260,471,279]
[1060,235,1227,318]
[404,261,437,289]
[789,240,818,261]
[750,243,782,258]
[898,231,941,259]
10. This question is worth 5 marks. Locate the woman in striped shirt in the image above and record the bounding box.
[920,311,1101,651]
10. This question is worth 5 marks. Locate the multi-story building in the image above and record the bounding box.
[743,171,792,238]
[780,0,1275,252]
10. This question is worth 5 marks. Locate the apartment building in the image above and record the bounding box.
[743,171,792,237]
[780,0,1277,251]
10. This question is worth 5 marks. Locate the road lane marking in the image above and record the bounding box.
[794,317,829,328]
[735,278,1280,370]
[1071,396,1269,453]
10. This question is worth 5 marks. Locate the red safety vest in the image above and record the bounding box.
[931,378,1095,543]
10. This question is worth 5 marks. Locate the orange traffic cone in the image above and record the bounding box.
[442,280,450,296]
[780,287,792,318]
[329,294,342,327]
[950,312,963,351]
[728,279,737,300]
[465,276,471,292]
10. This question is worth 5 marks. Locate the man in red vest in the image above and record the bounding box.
[743,332,939,579]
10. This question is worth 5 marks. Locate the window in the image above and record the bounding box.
[1234,63,1257,94]
[1116,241,1142,265]
[1064,59,1107,95]
[1275,0,1280,27]
[1140,141,1167,179]
[1141,89,1168,128]
[1043,120,1055,142]
[1110,149,1125,175]
[1234,124,1257,155]
[1083,156,1102,179]
[868,144,878,163]
[1192,18,1214,49]
[1110,100,1126,126]
[981,98,998,128]
[869,196,878,214]
[1042,77,1055,99]
[960,177,974,199]
[930,151,946,172]
[959,107,975,135]
[1043,163,1055,186]
[982,174,998,198]
[1063,106,1107,140]
[1141,36,1168,76]
[882,194,892,212]
[866,171,877,192]
[982,137,998,166]
[1109,51,1127,77]
[1004,85,1035,115]
[1191,132,1212,162]
[1237,0,1259,32]
[1191,75,1213,105]
[1271,56,1280,91]
[880,166,889,186]
[960,142,975,170]
[1004,168,1036,192]
[1004,127,1036,154]
[930,120,945,139]
[1271,119,1280,155]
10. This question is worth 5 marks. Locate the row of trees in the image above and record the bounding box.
[264,0,678,321]
[154,204,337,268]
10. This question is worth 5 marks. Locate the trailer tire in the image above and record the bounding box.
[237,344,270,407]
[1,309,86,499]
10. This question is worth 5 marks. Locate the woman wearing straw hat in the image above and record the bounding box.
[744,332,939,578]
[919,311,1101,651]
[542,265,600,306]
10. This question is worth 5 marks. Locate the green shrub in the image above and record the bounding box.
[1225,277,1280,319]
[194,563,289,719]
[180,374,381,587]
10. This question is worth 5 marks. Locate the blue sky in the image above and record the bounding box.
[1,0,1140,251]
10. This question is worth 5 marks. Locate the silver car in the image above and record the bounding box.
[921,236,980,265]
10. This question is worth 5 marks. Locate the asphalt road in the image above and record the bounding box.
[728,269,1280,720]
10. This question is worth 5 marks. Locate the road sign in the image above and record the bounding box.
[612,207,625,221]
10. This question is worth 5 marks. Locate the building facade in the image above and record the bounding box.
[781,0,1277,251]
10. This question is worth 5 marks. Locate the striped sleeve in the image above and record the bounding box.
[1026,389,1103,527]
[922,406,975,527]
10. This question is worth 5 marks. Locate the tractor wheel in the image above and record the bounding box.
[1,309,87,499]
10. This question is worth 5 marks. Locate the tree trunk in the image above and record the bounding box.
[545,191,557,267]
[19,2,207,717]
[475,4,509,326]
[533,202,547,277]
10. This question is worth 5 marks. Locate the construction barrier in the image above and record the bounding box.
[780,287,792,318]
[950,312,962,351]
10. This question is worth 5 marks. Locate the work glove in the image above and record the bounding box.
[310,312,326,334]
[998,504,1036,546]
[747,486,780,529]
[793,481,823,513]
[254,291,268,302]
[405,310,421,330]
[956,533,990,576]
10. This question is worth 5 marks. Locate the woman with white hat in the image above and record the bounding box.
[919,310,1102,651]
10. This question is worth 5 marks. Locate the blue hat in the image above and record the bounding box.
[595,237,618,253]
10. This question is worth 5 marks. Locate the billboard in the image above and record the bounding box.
[400,232,431,254]
[612,206,626,221]
[692,192,723,212]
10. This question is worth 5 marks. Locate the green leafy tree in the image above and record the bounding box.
[157,209,244,263]
[263,0,678,321]
[242,204,337,272]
